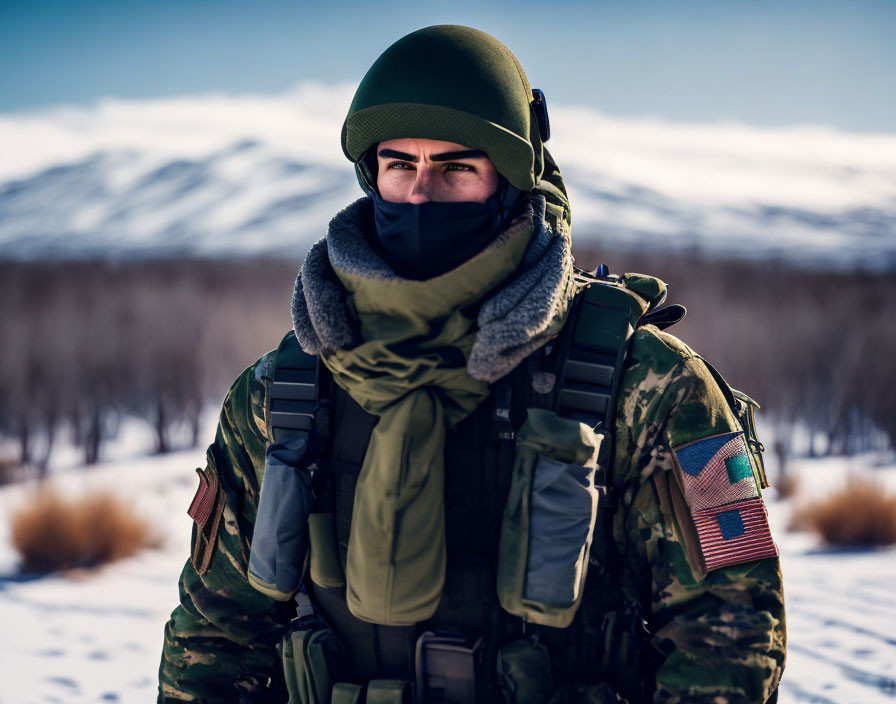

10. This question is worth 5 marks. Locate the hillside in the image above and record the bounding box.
[1,85,894,267]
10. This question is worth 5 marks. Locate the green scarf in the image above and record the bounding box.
[293,191,577,625]
[326,214,531,625]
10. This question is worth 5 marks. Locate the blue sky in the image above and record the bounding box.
[1,0,894,132]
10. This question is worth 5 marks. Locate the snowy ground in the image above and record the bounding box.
[0,419,204,704]
[0,420,894,703]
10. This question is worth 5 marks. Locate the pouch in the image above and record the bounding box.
[308,512,346,588]
[365,679,412,704]
[329,681,409,704]
[497,639,555,704]
[330,683,363,704]
[497,408,603,628]
[248,437,314,600]
[415,630,482,703]
[279,613,347,704]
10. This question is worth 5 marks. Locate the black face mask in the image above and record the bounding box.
[370,181,522,280]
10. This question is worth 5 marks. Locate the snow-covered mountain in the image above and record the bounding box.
[1,85,894,268]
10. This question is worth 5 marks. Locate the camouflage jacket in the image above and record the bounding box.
[158,317,786,703]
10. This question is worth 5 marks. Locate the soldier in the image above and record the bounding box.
[159,25,785,704]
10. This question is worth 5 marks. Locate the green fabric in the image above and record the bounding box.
[496,408,602,628]
[497,639,556,704]
[342,25,543,191]
[365,680,411,704]
[159,284,785,702]
[280,622,345,704]
[322,218,534,625]
[331,682,363,704]
[308,512,345,588]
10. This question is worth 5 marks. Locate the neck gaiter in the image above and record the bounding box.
[371,182,521,280]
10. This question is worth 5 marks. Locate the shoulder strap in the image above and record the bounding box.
[267,331,330,444]
[550,267,689,503]
[556,270,651,433]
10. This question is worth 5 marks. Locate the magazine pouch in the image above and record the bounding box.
[248,436,313,601]
[497,408,603,628]
[496,639,555,704]
[279,613,347,704]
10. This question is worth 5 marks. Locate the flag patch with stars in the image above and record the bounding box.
[673,431,778,571]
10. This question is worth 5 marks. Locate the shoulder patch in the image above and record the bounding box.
[188,467,217,525]
[673,432,778,572]
[188,465,226,575]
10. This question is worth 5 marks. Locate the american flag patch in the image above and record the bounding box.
[692,498,779,571]
[674,432,777,572]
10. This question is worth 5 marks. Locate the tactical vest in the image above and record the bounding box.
[260,269,700,702]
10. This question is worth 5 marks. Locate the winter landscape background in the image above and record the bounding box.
[1,84,894,704]
[2,85,895,268]
[1,1,895,700]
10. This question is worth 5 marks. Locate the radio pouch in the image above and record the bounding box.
[497,407,603,628]
[248,437,314,601]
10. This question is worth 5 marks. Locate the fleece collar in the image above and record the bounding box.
[291,193,578,383]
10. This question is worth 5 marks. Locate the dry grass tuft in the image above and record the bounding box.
[10,488,161,573]
[774,473,801,500]
[0,457,21,486]
[795,478,896,547]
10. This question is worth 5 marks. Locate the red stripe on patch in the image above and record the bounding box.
[693,498,778,572]
[188,469,215,525]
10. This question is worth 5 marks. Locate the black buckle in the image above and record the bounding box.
[415,630,483,704]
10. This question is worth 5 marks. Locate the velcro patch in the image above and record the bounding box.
[188,468,216,525]
[188,465,224,575]
[692,498,779,571]
[673,432,777,572]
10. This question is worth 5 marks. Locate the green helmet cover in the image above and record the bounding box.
[342,25,545,191]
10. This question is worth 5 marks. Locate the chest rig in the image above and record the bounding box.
[265,267,685,701]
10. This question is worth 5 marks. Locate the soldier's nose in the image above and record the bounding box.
[407,169,434,204]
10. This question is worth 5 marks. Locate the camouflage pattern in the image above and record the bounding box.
[158,349,295,702]
[158,321,785,703]
[606,326,786,703]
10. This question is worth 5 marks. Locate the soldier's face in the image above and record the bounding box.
[376,138,500,204]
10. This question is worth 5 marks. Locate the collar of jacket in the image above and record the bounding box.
[292,191,579,383]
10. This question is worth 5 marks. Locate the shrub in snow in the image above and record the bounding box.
[10,489,160,573]
[774,473,800,500]
[798,478,896,547]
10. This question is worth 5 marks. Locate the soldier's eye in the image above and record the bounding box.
[386,161,414,170]
[445,163,474,173]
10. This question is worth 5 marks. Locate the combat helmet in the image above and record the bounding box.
[341,25,550,192]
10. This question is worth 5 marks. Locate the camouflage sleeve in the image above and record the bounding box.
[158,350,294,703]
[614,330,786,704]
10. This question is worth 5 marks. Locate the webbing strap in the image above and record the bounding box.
[557,276,650,433]
[268,332,319,442]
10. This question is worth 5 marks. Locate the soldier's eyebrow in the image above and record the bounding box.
[377,148,488,163]
[430,149,487,161]
[378,149,418,162]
